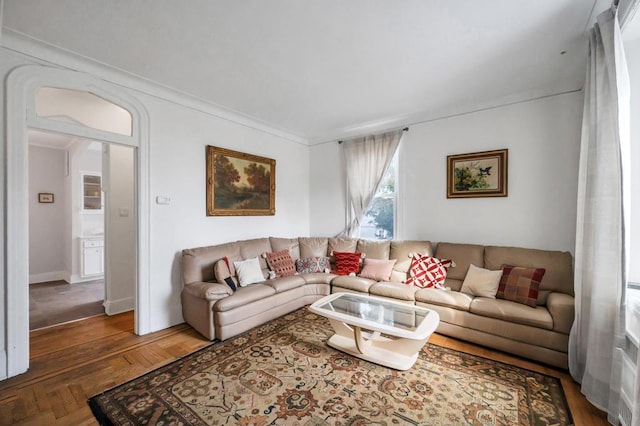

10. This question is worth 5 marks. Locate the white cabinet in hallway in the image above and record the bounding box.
[80,237,104,278]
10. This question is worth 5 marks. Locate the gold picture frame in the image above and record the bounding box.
[206,146,275,216]
[446,149,508,198]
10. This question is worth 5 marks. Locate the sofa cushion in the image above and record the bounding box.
[484,246,573,304]
[369,282,418,302]
[356,239,390,260]
[469,297,553,330]
[333,251,362,275]
[264,250,296,277]
[434,242,484,281]
[269,237,301,260]
[359,258,397,281]
[213,284,276,312]
[182,241,241,284]
[299,237,329,258]
[296,256,331,273]
[414,288,473,311]
[406,254,454,289]
[389,240,433,282]
[460,264,502,298]
[328,238,358,254]
[497,265,545,308]
[238,238,272,272]
[233,258,265,286]
[300,272,337,285]
[331,275,376,293]
[264,276,307,293]
[183,282,233,300]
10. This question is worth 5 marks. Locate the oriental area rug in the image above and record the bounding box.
[89,308,572,425]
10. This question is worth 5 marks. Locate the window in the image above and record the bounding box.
[361,152,398,241]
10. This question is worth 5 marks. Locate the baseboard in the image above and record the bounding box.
[104,297,134,315]
[29,271,67,284]
[0,350,6,381]
[68,274,104,284]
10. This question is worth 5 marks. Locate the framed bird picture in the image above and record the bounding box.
[446,149,508,198]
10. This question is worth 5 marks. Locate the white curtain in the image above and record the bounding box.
[569,8,632,424]
[341,129,403,238]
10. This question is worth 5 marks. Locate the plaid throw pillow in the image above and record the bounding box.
[496,265,546,307]
[265,250,296,277]
[405,254,454,289]
[332,251,362,275]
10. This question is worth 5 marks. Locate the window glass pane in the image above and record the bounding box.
[362,154,397,240]
[36,87,132,136]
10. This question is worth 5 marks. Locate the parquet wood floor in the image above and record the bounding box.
[0,311,608,425]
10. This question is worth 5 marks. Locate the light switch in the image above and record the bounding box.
[156,195,171,205]
[119,208,129,217]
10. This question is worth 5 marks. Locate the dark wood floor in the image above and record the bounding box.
[0,311,608,425]
[29,280,105,330]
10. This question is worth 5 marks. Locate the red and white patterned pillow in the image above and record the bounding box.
[405,254,454,289]
[332,251,362,275]
[264,250,296,277]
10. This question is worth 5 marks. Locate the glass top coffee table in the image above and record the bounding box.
[309,292,440,370]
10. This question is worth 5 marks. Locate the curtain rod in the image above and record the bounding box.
[338,127,409,144]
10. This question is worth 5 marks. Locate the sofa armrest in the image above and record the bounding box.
[546,292,574,334]
[184,282,232,301]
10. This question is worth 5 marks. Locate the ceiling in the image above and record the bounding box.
[1,1,613,144]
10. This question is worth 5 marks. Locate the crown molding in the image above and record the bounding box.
[0,28,310,146]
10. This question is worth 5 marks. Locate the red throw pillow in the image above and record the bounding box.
[496,265,545,307]
[265,250,296,277]
[332,251,362,275]
[405,254,454,289]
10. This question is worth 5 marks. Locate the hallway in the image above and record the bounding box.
[29,280,105,330]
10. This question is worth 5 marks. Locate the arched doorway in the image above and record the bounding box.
[5,65,151,378]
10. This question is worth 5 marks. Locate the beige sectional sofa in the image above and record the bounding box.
[181,236,574,368]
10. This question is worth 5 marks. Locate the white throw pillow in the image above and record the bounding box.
[460,264,503,298]
[233,257,265,287]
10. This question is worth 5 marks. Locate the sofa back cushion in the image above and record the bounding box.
[434,243,485,282]
[484,246,573,304]
[182,241,241,285]
[299,237,329,258]
[269,237,301,260]
[389,240,433,282]
[356,239,391,260]
[237,238,272,278]
[328,238,358,254]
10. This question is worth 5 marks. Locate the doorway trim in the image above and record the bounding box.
[5,65,151,378]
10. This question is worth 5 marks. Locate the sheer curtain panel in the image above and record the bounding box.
[568,8,632,424]
[341,129,403,238]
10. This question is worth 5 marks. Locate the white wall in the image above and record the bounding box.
[28,145,66,283]
[140,92,311,328]
[310,91,583,253]
[624,38,640,283]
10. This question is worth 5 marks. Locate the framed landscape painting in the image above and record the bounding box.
[446,149,508,198]
[206,146,275,216]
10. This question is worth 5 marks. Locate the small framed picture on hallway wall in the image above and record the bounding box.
[446,149,508,198]
[38,192,54,203]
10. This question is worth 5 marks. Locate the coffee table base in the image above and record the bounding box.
[326,319,428,370]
